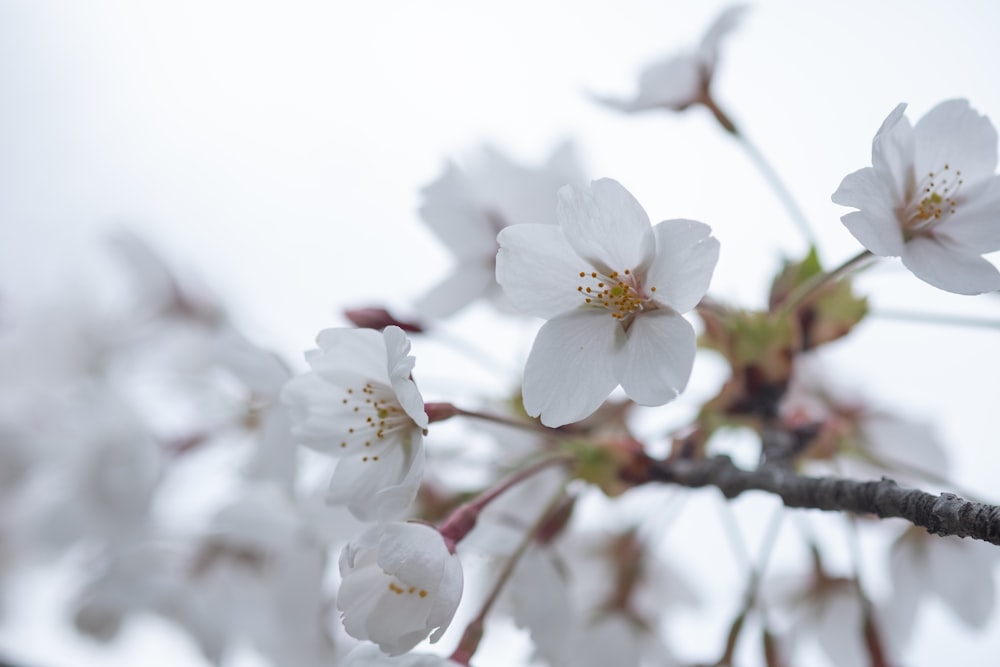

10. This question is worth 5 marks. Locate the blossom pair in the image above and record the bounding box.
[282,327,463,656]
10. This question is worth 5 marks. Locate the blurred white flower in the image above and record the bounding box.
[76,482,347,667]
[342,643,459,666]
[594,5,748,114]
[781,354,949,484]
[213,328,299,490]
[496,178,718,426]
[883,527,999,649]
[338,522,463,656]
[833,99,1000,294]
[283,326,428,521]
[789,580,868,667]
[417,142,585,317]
[15,387,161,550]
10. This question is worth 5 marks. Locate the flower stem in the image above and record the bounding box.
[724,115,816,246]
[843,514,890,667]
[449,484,570,665]
[714,504,785,666]
[778,249,873,316]
[452,405,555,437]
[874,309,1000,329]
[700,90,814,245]
[437,454,573,551]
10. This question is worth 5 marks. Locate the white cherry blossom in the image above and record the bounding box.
[496,178,719,427]
[338,522,463,656]
[833,99,1000,294]
[282,326,428,521]
[594,5,748,114]
[417,143,584,317]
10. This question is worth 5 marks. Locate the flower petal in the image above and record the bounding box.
[936,175,1000,254]
[615,311,695,406]
[522,309,622,427]
[557,179,655,275]
[699,4,750,62]
[645,219,719,313]
[928,537,996,628]
[378,523,451,591]
[311,328,389,384]
[382,326,428,429]
[496,224,586,318]
[901,236,1000,294]
[368,593,436,656]
[327,435,424,522]
[419,162,501,259]
[914,99,999,184]
[415,261,498,318]
[427,555,464,642]
[870,103,914,205]
[840,209,905,257]
[631,56,701,111]
[832,166,896,221]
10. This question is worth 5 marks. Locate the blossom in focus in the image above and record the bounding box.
[416,142,585,317]
[832,99,1000,294]
[496,178,719,427]
[337,522,463,656]
[593,5,748,115]
[282,326,429,521]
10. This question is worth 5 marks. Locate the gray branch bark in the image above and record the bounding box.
[646,455,1000,546]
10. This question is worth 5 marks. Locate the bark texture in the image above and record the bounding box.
[646,455,1000,546]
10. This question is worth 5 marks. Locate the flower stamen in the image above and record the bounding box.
[337,381,413,453]
[903,163,963,234]
[576,268,655,320]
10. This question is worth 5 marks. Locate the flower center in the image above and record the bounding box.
[387,579,430,599]
[576,268,657,321]
[902,163,963,234]
[338,381,413,458]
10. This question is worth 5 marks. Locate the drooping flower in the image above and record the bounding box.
[282,326,428,522]
[496,178,719,427]
[832,99,1000,294]
[338,522,463,656]
[593,5,748,117]
[416,142,585,317]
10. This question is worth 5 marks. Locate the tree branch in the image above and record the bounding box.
[644,455,1000,546]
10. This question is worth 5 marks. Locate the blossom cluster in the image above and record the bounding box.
[2,5,1000,667]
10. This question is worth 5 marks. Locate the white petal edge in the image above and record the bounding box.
[382,326,428,429]
[645,219,719,313]
[901,237,1000,294]
[521,309,622,427]
[615,310,695,406]
[914,99,999,184]
[840,209,905,258]
[556,179,655,275]
[415,261,498,318]
[496,224,587,319]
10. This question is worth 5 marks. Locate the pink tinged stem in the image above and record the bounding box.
[448,484,571,665]
[437,454,573,552]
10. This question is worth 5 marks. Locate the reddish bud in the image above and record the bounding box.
[343,306,423,333]
[424,401,460,423]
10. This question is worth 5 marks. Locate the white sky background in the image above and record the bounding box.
[2,1,1000,665]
